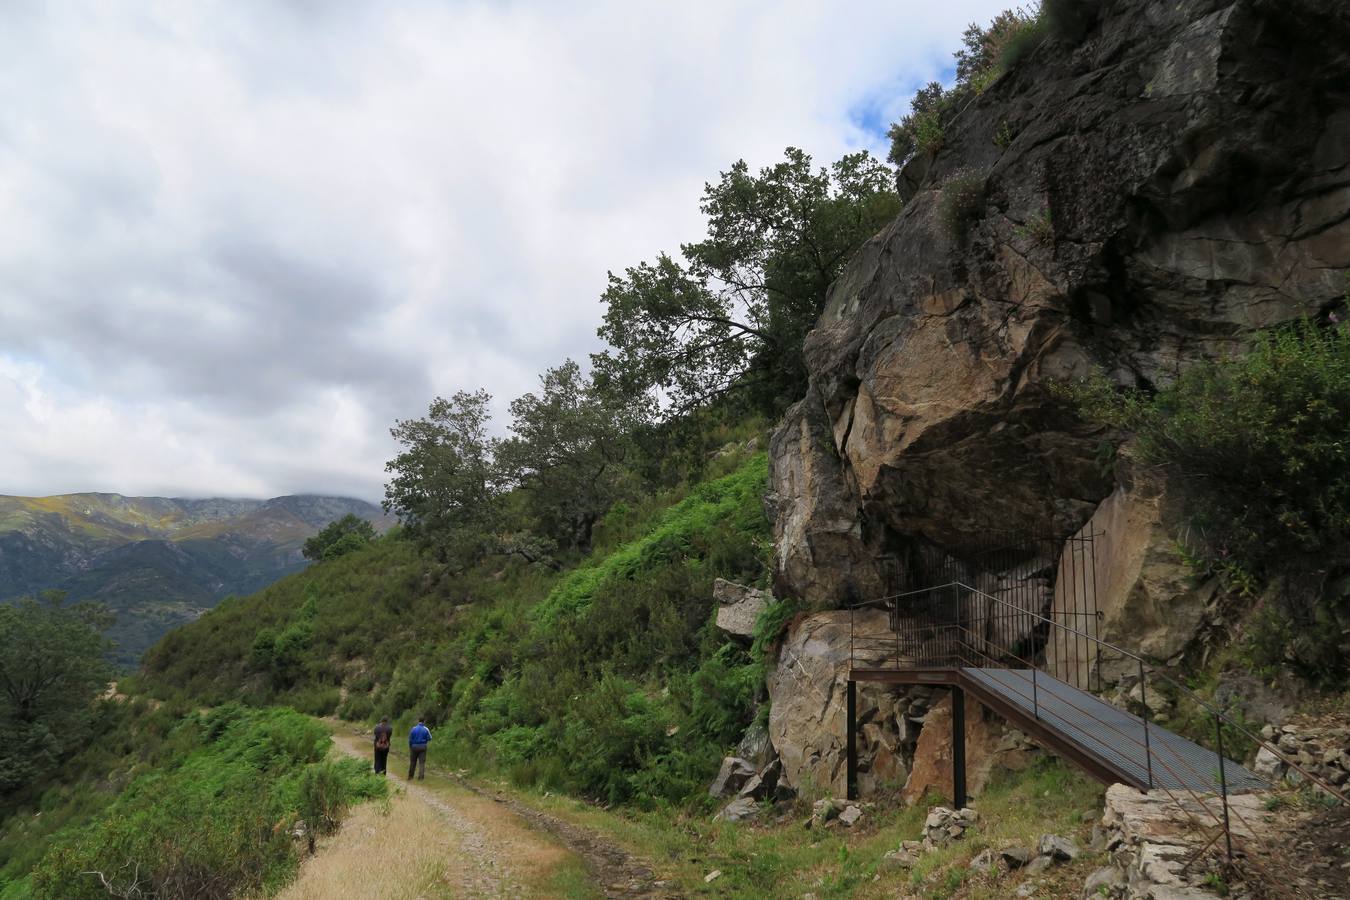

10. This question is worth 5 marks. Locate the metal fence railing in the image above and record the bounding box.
[849,579,1348,868]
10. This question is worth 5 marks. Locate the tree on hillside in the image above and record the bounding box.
[302,513,377,561]
[595,148,900,416]
[383,390,500,570]
[497,359,652,551]
[0,591,112,793]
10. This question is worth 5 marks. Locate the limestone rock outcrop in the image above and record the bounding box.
[766,610,933,796]
[770,0,1350,610]
[1049,484,1218,683]
[1100,784,1270,898]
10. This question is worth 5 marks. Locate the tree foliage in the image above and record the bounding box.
[302,513,376,561]
[596,147,900,416]
[384,390,500,569]
[497,359,650,551]
[0,592,112,794]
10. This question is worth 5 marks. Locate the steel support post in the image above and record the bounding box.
[1216,714,1233,861]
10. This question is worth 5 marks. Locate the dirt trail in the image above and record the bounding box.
[329,729,669,898]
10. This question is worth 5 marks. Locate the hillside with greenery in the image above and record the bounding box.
[0,494,392,667]
[139,447,774,806]
[4,3,1349,896]
[0,134,894,898]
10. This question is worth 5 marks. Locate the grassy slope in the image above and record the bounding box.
[0,704,385,900]
[139,450,773,806]
[11,445,1126,898]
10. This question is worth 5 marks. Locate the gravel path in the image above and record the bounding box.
[331,729,671,898]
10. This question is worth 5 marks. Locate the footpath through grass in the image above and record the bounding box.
[390,734,1109,899]
[323,724,598,900]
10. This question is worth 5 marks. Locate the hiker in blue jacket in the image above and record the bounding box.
[408,716,431,780]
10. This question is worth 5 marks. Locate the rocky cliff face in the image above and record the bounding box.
[770,0,1350,610]
[762,0,1350,799]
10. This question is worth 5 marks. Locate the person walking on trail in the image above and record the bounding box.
[372,716,393,775]
[408,716,431,780]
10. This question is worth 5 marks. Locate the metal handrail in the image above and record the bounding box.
[940,580,1349,806]
[883,580,1349,803]
[849,576,1349,869]
[949,629,1241,841]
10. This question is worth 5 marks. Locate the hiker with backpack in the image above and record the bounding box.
[372,716,393,775]
[408,716,431,780]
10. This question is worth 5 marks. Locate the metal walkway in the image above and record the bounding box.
[845,573,1348,863]
[960,667,1266,795]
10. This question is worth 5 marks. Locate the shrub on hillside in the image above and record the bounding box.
[995,11,1049,71]
[302,513,376,561]
[28,707,384,900]
[1064,318,1350,681]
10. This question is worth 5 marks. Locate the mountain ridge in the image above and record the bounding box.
[0,491,394,666]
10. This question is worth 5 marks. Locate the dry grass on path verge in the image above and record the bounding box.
[282,729,596,899]
[280,791,470,900]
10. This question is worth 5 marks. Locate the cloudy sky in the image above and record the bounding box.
[1,0,1009,502]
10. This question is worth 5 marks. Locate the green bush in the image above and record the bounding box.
[995,12,1048,72]
[1065,319,1350,681]
[938,171,986,242]
[297,760,361,839]
[887,82,952,167]
[26,707,384,900]
[336,693,374,721]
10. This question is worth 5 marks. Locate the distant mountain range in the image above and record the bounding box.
[0,493,394,666]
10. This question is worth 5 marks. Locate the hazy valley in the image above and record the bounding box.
[0,493,392,665]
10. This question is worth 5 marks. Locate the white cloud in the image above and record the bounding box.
[0,0,1010,501]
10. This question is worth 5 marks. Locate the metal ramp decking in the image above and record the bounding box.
[844,573,1347,863]
[958,667,1266,795]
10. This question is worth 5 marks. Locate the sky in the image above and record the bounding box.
[0,0,1010,503]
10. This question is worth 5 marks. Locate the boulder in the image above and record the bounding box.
[1253,745,1286,782]
[968,848,999,875]
[713,579,770,639]
[714,797,759,823]
[1000,846,1033,870]
[920,806,977,847]
[1048,486,1217,685]
[1038,834,1079,862]
[1082,865,1126,898]
[766,609,913,796]
[837,805,863,827]
[734,721,776,769]
[880,847,919,871]
[708,757,756,798]
[737,759,782,801]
